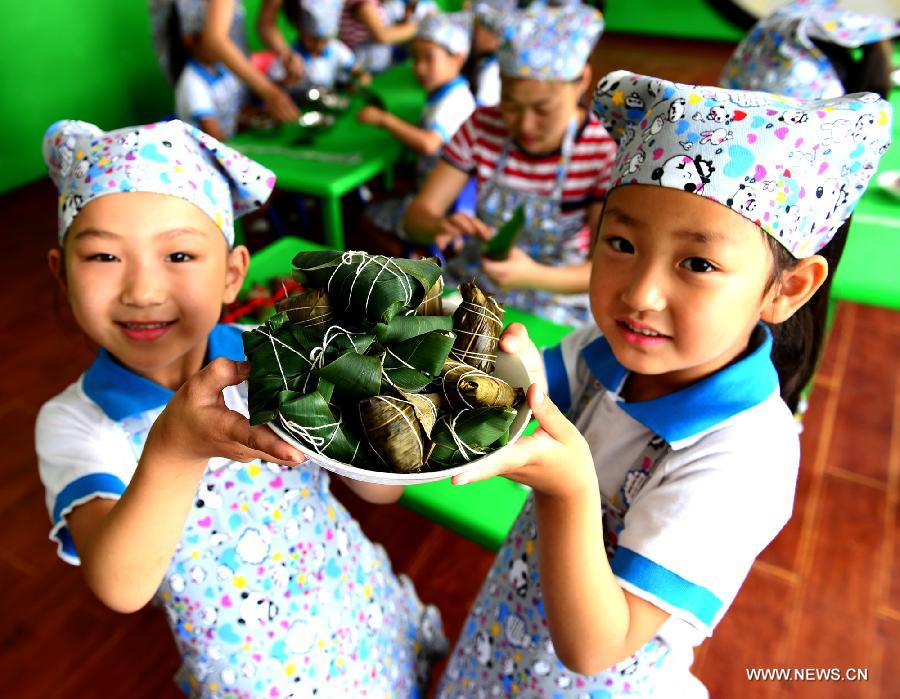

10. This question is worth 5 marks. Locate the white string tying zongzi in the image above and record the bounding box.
[325,251,414,317]
[439,363,489,409]
[369,395,425,465]
[442,410,488,462]
[280,405,361,463]
[449,300,503,366]
[280,298,333,328]
[256,326,313,391]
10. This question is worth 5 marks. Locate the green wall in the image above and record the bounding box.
[0,0,739,194]
[605,0,743,42]
[1,1,172,193]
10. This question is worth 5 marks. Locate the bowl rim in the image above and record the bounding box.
[268,350,535,484]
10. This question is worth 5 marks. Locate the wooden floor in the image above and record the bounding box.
[2,32,898,698]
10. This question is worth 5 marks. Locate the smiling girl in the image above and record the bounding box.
[434,72,891,697]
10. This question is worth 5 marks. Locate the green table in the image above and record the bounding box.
[230,63,425,249]
[240,237,575,551]
[830,69,900,310]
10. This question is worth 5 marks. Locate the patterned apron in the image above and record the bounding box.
[443,118,591,326]
[436,398,684,697]
[117,414,448,698]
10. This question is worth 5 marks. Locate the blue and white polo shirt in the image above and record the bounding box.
[544,322,800,643]
[36,324,246,565]
[174,59,244,139]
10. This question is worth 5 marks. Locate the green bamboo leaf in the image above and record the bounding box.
[315,352,383,402]
[277,389,362,464]
[274,288,333,329]
[383,330,455,392]
[291,251,442,324]
[374,314,453,345]
[481,204,525,261]
[450,280,504,373]
[427,407,517,469]
[242,321,315,379]
[437,359,525,411]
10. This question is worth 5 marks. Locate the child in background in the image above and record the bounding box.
[721,0,898,420]
[404,3,613,326]
[269,0,366,91]
[37,119,446,697]
[340,0,419,74]
[720,0,898,100]
[462,0,516,107]
[436,71,891,697]
[175,32,244,140]
[150,0,299,124]
[384,0,439,24]
[360,11,476,247]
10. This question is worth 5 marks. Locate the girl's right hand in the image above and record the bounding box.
[435,213,493,251]
[146,358,305,469]
[262,84,300,122]
[280,50,305,84]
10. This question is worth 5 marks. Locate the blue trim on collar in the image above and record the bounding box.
[83,324,246,422]
[480,54,497,67]
[187,59,228,85]
[426,76,467,105]
[207,323,247,363]
[581,325,779,444]
[543,345,571,415]
[295,42,331,61]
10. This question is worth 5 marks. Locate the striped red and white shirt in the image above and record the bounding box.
[442,107,617,230]
[340,0,384,49]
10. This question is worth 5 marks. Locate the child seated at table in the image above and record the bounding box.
[462,0,515,107]
[172,13,245,141]
[358,11,476,250]
[270,0,370,92]
[384,0,439,24]
[403,3,614,326]
[340,0,419,74]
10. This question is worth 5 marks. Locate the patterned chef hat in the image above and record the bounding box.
[44,119,275,246]
[720,0,900,99]
[298,0,343,39]
[488,3,603,81]
[593,70,892,257]
[417,11,472,56]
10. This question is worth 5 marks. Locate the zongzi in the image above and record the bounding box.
[449,280,504,373]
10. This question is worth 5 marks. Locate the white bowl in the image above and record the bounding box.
[877,170,900,199]
[269,350,535,485]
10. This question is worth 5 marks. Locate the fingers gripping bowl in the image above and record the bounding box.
[243,251,535,485]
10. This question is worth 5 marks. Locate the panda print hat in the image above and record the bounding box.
[592,70,892,258]
[44,119,276,246]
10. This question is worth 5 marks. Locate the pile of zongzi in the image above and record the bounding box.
[243,250,526,474]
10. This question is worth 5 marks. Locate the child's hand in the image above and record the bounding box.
[280,51,305,84]
[146,358,306,469]
[452,384,596,499]
[435,213,493,250]
[499,323,547,395]
[357,106,386,127]
[482,247,542,291]
[262,84,300,123]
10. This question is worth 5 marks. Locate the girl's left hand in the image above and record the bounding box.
[481,247,543,291]
[357,105,385,126]
[452,384,597,499]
